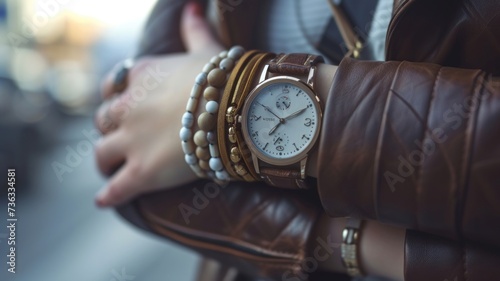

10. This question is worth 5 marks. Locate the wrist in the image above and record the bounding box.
[185,50,339,185]
[360,220,405,280]
[314,215,347,273]
[315,215,405,281]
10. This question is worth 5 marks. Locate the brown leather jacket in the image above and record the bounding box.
[318,0,500,253]
[121,0,500,280]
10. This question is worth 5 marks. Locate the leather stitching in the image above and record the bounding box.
[229,199,302,259]
[276,54,287,65]
[304,54,312,66]
[264,175,275,186]
[249,210,303,259]
[145,210,303,260]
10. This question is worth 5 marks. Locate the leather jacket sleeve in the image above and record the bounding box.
[404,230,500,281]
[129,181,323,280]
[318,57,500,248]
[134,0,188,57]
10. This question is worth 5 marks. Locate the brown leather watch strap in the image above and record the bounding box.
[258,53,323,190]
[268,53,324,76]
[260,168,309,190]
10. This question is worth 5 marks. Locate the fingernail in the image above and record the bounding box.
[188,1,203,16]
[95,188,109,208]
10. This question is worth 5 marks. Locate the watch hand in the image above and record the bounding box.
[284,107,307,121]
[269,122,281,135]
[273,137,282,145]
[256,101,284,122]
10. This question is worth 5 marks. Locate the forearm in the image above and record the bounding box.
[315,216,405,280]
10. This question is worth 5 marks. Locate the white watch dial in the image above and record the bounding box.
[245,81,320,161]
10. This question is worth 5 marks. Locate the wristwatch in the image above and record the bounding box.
[240,53,324,189]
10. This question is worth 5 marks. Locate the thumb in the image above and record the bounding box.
[181,2,220,53]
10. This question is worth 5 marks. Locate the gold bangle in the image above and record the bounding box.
[218,50,260,180]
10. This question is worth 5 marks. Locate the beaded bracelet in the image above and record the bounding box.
[181,46,245,182]
[180,50,229,179]
[194,46,245,182]
[180,70,210,178]
[193,59,218,177]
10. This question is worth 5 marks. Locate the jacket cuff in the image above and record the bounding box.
[405,230,500,281]
[317,57,407,220]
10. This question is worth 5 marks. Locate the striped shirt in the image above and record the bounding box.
[255,0,393,62]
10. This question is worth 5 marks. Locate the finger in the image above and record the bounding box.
[107,93,132,124]
[96,93,133,134]
[95,130,127,176]
[100,71,116,100]
[100,59,134,100]
[95,96,126,134]
[95,161,144,207]
[181,1,219,52]
[94,100,118,134]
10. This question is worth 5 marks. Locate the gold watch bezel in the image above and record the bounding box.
[241,76,322,166]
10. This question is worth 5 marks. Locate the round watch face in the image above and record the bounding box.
[241,77,321,165]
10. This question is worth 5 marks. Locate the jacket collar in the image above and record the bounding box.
[215,0,262,48]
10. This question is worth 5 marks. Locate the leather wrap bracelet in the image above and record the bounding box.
[218,50,261,181]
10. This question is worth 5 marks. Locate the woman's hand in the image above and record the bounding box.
[94,2,224,207]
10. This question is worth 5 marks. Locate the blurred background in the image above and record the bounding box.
[0,0,199,280]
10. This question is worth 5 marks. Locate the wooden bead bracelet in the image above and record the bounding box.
[181,46,245,182]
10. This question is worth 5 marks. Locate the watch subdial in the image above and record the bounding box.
[272,132,289,152]
[275,95,291,110]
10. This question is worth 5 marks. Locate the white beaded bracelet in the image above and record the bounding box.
[194,46,245,182]
[180,67,210,178]
[181,46,244,181]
